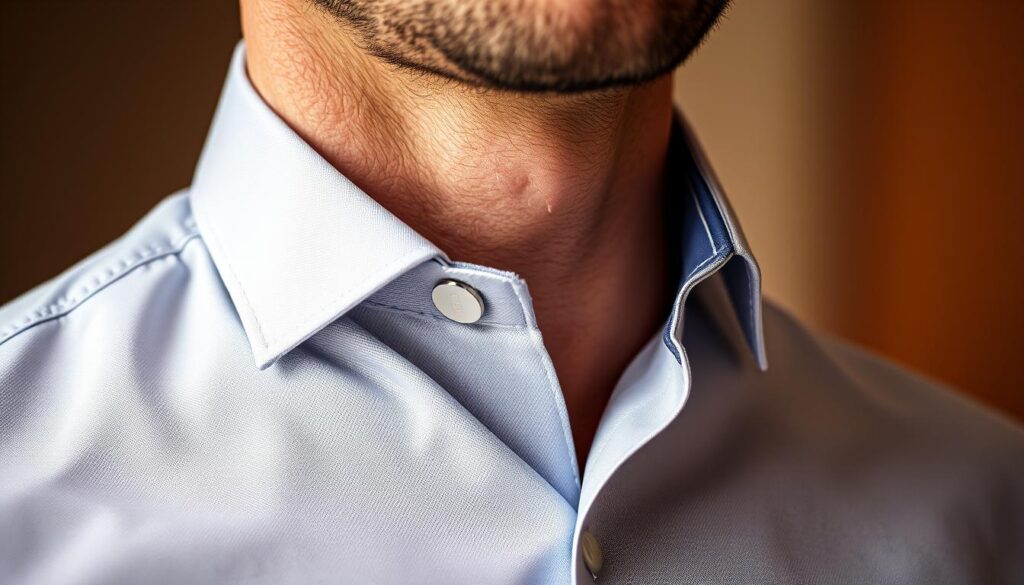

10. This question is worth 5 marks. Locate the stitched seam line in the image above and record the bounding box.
[527,325,581,494]
[691,189,716,254]
[442,261,521,287]
[684,253,719,283]
[0,229,202,345]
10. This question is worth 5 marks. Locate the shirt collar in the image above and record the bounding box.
[189,42,767,371]
[666,114,768,370]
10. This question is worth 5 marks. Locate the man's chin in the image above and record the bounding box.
[315,0,730,94]
[372,45,685,95]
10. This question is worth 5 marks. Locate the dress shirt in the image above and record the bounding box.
[1,42,1022,585]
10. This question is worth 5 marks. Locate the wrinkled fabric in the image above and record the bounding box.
[1,42,1022,585]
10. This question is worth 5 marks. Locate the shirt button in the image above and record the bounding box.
[431,279,485,324]
[580,530,603,581]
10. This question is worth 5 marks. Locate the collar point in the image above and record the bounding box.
[249,338,287,371]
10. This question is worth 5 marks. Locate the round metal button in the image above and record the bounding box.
[580,530,603,581]
[431,279,485,324]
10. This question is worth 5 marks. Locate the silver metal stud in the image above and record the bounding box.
[431,279,485,324]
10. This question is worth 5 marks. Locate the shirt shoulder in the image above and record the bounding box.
[0,192,201,349]
[764,301,1024,462]
[819,314,1023,456]
[760,302,1024,553]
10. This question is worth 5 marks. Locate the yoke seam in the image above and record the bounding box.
[0,229,202,347]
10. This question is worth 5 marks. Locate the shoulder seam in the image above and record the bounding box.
[0,224,202,347]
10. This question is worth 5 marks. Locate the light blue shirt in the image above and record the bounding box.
[2,43,1022,585]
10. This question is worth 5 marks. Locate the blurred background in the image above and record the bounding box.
[1,1,1021,420]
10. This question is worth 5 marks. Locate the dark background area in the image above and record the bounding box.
[0,1,240,297]
[2,1,1022,421]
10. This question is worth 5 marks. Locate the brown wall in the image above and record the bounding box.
[849,1,1024,420]
[0,1,241,300]
[2,1,1022,420]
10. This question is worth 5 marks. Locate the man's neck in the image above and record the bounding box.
[242,0,677,467]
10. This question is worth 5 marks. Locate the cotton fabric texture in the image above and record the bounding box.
[1,43,1022,585]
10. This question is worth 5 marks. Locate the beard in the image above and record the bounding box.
[311,0,730,93]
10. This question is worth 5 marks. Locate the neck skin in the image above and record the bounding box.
[242,0,677,468]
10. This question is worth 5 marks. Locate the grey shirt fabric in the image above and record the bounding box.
[1,41,1022,585]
